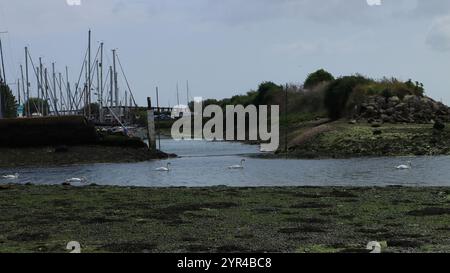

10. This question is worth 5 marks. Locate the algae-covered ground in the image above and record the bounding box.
[283,121,450,158]
[1,184,450,253]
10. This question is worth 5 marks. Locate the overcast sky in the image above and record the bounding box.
[0,0,450,106]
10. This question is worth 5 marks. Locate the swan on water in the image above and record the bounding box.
[366,241,382,253]
[156,162,171,172]
[66,241,81,253]
[2,173,19,179]
[228,159,245,169]
[396,161,412,170]
[65,177,88,183]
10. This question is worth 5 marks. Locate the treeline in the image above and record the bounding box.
[0,82,17,118]
[199,69,426,122]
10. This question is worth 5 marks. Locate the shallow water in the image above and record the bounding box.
[1,139,449,187]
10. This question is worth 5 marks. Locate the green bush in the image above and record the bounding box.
[253,82,283,106]
[304,69,335,89]
[360,78,424,99]
[0,82,17,118]
[324,75,373,120]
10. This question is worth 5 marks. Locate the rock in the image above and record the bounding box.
[54,145,69,153]
[385,108,395,115]
[366,106,376,113]
[434,120,445,131]
[381,114,391,122]
[394,103,406,110]
[388,96,400,105]
[371,123,382,128]
[373,130,382,135]
[0,185,13,190]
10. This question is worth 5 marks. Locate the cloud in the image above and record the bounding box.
[426,15,450,51]
[413,0,450,18]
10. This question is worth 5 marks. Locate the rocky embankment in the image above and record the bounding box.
[355,95,450,124]
[279,95,450,159]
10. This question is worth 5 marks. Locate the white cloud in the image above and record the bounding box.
[426,15,450,51]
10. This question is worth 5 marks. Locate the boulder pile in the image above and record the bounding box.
[355,95,450,124]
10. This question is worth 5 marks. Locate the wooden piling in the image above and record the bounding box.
[147,97,157,151]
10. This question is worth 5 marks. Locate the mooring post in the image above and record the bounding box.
[147,97,157,151]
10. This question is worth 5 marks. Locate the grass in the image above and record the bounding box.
[284,121,450,158]
[1,185,450,253]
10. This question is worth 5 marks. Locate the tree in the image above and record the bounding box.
[0,82,17,118]
[324,75,372,120]
[24,98,50,116]
[304,69,335,90]
[253,82,283,106]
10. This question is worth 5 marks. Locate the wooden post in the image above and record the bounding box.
[156,87,161,151]
[285,84,288,157]
[147,97,157,152]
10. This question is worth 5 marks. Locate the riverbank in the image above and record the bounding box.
[0,184,449,253]
[0,145,157,168]
[278,120,450,159]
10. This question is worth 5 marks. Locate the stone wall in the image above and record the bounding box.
[355,95,450,123]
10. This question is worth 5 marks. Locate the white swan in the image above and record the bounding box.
[65,177,88,183]
[66,241,81,253]
[366,241,382,253]
[396,161,412,170]
[156,163,171,172]
[228,159,246,169]
[2,173,19,179]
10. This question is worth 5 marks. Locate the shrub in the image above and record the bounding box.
[304,69,335,89]
[324,75,373,119]
[0,82,17,118]
[253,82,283,106]
[289,82,327,115]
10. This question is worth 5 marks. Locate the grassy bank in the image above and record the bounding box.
[0,185,449,253]
[280,121,450,158]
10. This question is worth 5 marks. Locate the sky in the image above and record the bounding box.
[0,0,450,106]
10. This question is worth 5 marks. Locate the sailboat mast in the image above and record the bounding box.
[59,72,63,112]
[186,80,190,108]
[176,82,180,106]
[20,65,25,106]
[109,66,113,108]
[44,67,49,116]
[112,49,118,107]
[99,42,104,122]
[88,29,92,118]
[66,66,72,114]
[52,62,58,115]
[25,47,30,117]
[0,37,5,83]
[17,78,21,105]
[39,57,43,115]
